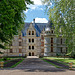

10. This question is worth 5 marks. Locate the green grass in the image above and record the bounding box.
[41,58,61,68]
[0,58,3,61]
[10,58,24,68]
[43,57,75,65]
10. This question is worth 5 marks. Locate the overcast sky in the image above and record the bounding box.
[24,0,52,23]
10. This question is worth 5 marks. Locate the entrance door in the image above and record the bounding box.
[32,52,34,56]
[29,52,31,56]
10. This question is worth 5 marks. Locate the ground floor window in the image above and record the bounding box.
[51,47,53,52]
[10,49,13,53]
[19,49,22,53]
[32,52,34,56]
[29,52,34,56]
[29,52,31,56]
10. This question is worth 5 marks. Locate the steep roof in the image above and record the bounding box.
[22,23,47,37]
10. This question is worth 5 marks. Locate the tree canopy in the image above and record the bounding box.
[42,0,75,54]
[0,0,33,49]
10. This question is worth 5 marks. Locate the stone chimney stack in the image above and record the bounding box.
[33,19,35,23]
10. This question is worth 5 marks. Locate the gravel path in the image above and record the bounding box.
[14,58,65,72]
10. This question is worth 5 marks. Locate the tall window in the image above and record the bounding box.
[19,35,21,39]
[41,35,44,40]
[10,49,13,53]
[61,38,62,44]
[32,39,34,43]
[29,31,31,35]
[29,39,31,42]
[32,46,34,49]
[51,30,53,33]
[51,38,53,43]
[66,48,67,53]
[19,42,22,46]
[9,43,12,46]
[61,47,62,53]
[51,44,53,46]
[32,31,34,35]
[51,47,53,52]
[19,49,22,53]
[29,46,31,49]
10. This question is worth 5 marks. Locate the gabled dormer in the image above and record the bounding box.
[26,23,36,36]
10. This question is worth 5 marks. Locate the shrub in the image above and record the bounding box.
[3,57,8,61]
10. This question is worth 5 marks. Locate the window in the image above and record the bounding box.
[51,44,53,46]
[66,48,67,53]
[29,46,31,49]
[51,38,53,43]
[51,30,53,33]
[10,49,13,53]
[9,43,12,46]
[61,47,62,53]
[32,46,34,49]
[41,35,44,39]
[29,31,31,35]
[32,31,34,35]
[51,47,53,52]
[19,49,22,53]
[29,39,31,42]
[32,52,34,56]
[19,42,22,46]
[19,35,21,39]
[61,38,62,44]
[32,39,34,42]
[29,52,31,56]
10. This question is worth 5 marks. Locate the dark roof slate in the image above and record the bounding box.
[22,23,47,37]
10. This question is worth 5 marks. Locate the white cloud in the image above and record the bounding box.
[32,17,48,23]
[31,0,42,5]
[24,0,52,13]
[25,0,43,11]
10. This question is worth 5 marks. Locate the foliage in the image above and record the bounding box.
[10,58,24,68]
[41,0,75,54]
[0,0,33,49]
[41,58,61,68]
[43,57,75,65]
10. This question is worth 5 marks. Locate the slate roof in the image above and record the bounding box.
[22,23,47,37]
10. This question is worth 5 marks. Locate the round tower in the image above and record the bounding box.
[44,20,51,56]
[44,20,56,56]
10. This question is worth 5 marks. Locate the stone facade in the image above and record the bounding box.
[4,20,67,57]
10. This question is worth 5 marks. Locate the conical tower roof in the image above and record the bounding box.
[45,20,53,31]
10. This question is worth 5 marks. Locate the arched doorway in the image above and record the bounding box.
[29,52,31,56]
[32,52,34,56]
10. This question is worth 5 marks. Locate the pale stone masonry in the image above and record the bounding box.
[4,19,67,57]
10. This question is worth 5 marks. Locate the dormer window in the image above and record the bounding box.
[29,31,31,35]
[32,31,34,35]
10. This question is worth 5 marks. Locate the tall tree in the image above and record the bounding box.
[42,0,75,55]
[0,0,33,49]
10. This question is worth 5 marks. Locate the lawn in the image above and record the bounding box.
[0,57,25,68]
[43,57,75,65]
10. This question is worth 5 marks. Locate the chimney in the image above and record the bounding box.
[33,19,35,23]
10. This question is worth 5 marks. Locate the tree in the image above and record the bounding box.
[0,0,33,49]
[42,0,75,54]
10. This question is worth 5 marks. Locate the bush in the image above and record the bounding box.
[72,54,75,59]
[56,54,60,57]
[3,57,8,61]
